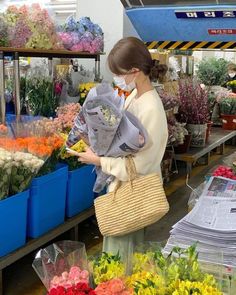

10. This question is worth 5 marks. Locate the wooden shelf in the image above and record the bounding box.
[0,47,105,59]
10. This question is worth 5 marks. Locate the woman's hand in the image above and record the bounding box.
[76,147,101,166]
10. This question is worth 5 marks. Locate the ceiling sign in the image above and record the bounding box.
[208,29,236,35]
[175,10,236,19]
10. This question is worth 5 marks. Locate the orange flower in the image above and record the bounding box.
[0,124,8,133]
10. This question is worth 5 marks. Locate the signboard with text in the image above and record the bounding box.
[175,10,236,19]
[208,29,236,35]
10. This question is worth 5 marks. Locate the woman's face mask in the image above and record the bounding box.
[113,72,137,92]
[228,72,236,78]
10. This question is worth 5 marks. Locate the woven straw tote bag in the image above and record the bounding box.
[94,157,169,237]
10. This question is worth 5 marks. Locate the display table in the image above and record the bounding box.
[0,207,94,295]
[174,128,236,175]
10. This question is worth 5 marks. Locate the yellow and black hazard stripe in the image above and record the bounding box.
[145,41,236,50]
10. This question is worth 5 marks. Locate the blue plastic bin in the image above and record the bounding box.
[66,165,96,217]
[6,114,42,124]
[0,190,29,257]
[27,164,68,238]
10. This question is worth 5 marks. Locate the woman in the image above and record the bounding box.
[223,63,236,88]
[76,37,168,268]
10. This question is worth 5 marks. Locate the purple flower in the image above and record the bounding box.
[66,16,78,31]
[71,43,84,52]
[79,17,94,31]
[93,24,103,37]
[91,36,104,53]
[57,32,74,49]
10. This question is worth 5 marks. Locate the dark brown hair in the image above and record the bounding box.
[108,37,167,81]
[228,63,236,72]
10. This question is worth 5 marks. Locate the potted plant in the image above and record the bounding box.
[196,57,228,91]
[219,96,236,130]
[177,79,210,147]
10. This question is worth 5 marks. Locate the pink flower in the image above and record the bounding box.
[61,272,69,280]
[71,43,84,52]
[80,270,89,280]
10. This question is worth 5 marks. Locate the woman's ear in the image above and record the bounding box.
[132,68,141,78]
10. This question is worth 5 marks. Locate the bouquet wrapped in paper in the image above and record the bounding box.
[0,143,12,200]
[57,16,104,53]
[0,14,9,47]
[66,82,148,193]
[32,241,91,292]
[4,4,62,49]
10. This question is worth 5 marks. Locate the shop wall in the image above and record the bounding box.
[77,0,124,81]
[123,13,140,38]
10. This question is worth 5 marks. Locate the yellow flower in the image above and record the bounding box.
[168,280,222,295]
[92,252,125,285]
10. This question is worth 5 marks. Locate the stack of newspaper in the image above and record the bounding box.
[164,176,236,267]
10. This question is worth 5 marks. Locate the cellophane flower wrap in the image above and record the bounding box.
[0,14,9,47]
[25,62,58,117]
[6,119,63,194]
[57,16,104,53]
[4,4,62,49]
[48,282,96,295]
[0,125,13,199]
[32,241,90,292]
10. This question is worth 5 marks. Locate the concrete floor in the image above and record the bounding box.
[4,146,235,295]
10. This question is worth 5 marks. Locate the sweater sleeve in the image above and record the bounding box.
[100,100,168,182]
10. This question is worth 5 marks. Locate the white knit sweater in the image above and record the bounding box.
[100,88,168,192]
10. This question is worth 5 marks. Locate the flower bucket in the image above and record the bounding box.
[206,121,213,143]
[27,164,68,238]
[0,190,29,256]
[221,114,236,130]
[174,134,192,154]
[187,124,207,148]
[66,165,96,218]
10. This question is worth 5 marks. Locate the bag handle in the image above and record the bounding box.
[126,156,138,181]
[113,156,137,199]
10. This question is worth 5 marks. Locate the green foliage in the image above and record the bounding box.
[197,57,229,86]
[152,244,205,284]
[219,98,236,115]
[26,77,58,117]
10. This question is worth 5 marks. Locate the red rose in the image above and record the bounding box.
[48,286,67,295]
[76,283,89,291]
[66,289,75,295]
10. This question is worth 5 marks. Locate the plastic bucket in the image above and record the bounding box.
[66,165,96,218]
[0,190,29,256]
[27,164,68,238]
[221,115,236,130]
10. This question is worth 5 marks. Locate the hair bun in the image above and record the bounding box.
[150,59,168,82]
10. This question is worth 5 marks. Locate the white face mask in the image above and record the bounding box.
[113,75,136,92]
[229,72,236,78]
